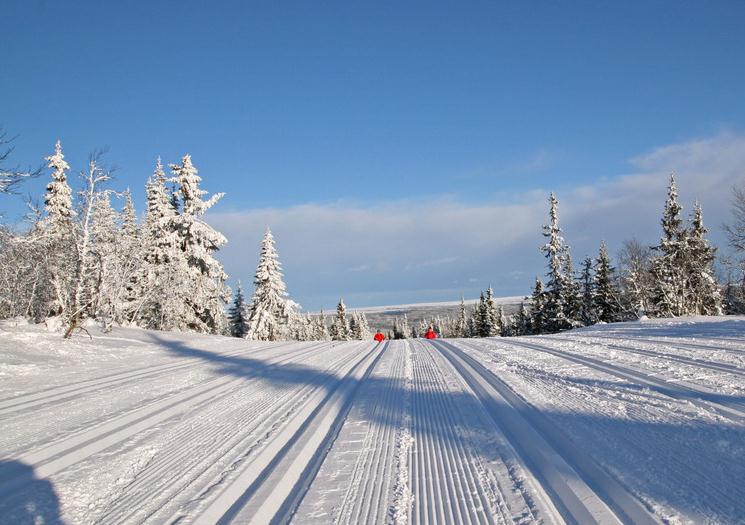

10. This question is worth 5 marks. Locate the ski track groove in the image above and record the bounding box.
[98,342,350,524]
[409,339,504,525]
[461,337,742,523]
[506,337,745,423]
[332,341,403,524]
[0,341,322,499]
[433,339,661,525]
[188,341,381,524]
[547,335,745,378]
[0,341,288,414]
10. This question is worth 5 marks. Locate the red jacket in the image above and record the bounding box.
[374,332,385,342]
[424,329,437,339]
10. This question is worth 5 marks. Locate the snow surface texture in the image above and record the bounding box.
[1,317,744,524]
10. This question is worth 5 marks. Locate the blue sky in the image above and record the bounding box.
[3,1,745,309]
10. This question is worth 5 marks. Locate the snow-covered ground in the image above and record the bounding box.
[1,317,744,524]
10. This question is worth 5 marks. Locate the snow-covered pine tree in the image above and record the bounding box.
[515,302,531,336]
[454,296,468,337]
[578,256,596,326]
[246,228,293,340]
[650,175,688,317]
[530,277,546,334]
[466,306,477,338]
[314,310,330,341]
[41,141,77,317]
[89,191,120,327]
[357,311,371,339]
[685,203,722,315]
[228,281,250,337]
[329,298,350,341]
[416,318,428,338]
[480,287,500,337]
[593,241,622,323]
[498,305,509,336]
[133,157,181,328]
[540,193,574,333]
[165,154,230,333]
[562,251,582,326]
[113,189,142,324]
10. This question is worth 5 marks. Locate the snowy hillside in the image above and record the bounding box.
[1,317,745,524]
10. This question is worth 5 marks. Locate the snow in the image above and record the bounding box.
[1,317,744,523]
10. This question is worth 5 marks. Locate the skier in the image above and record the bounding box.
[374,330,385,342]
[424,326,437,339]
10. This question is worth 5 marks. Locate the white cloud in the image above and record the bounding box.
[208,132,745,310]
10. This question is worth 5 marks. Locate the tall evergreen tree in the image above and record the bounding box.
[41,140,76,317]
[228,281,250,337]
[685,203,722,315]
[650,175,688,317]
[165,154,230,333]
[594,241,622,322]
[246,228,293,340]
[530,277,546,334]
[578,256,596,326]
[329,298,350,341]
[515,302,532,336]
[454,296,468,337]
[540,194,574,332]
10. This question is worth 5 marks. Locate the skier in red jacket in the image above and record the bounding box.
[374,330,385,342]
[424,327,437,339]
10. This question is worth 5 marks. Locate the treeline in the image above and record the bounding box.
[0,142,230,337]
[388,175,736,339]
[2,138,743,341]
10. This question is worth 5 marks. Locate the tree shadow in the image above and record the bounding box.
[0,460,64,524]
[146,334,745,523]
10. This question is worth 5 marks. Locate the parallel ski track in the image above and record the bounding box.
[576,333,745,356]
[432,339,660,525]
[546,335,745,378]
[0,340,290,415]
[188,341,384,524]
[506,338,745,423]
[461,338,745,523]
[0,341,324,501]
[409,339,512,525]
[101,341,367,524]
[328,340,407,525]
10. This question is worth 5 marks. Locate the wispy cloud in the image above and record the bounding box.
[208,132,745,309]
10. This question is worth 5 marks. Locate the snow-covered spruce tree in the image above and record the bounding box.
[563,251,582,325]
[228,281,250,337]
[132,157,181,328]
[514,302,532,336]
[329,298,350,341]
[478,287,500,337]
[114,189,142,324]
[246,228,294,340]
[685,203,722,315]
[498,305,509,336]
[41,140,77,317]
[530,277,546,334]
[88,191,120,327]
[164,154,230,333]
[650,175,691,317]
[578,256,596,326]
[454,296,468,337]
[357,311,371,339]
[314,310,330,340]
[593,241,622,323]
[540,193,575,333]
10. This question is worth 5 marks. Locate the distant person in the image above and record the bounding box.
[374,330,385,342]
[424,327,437,339]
